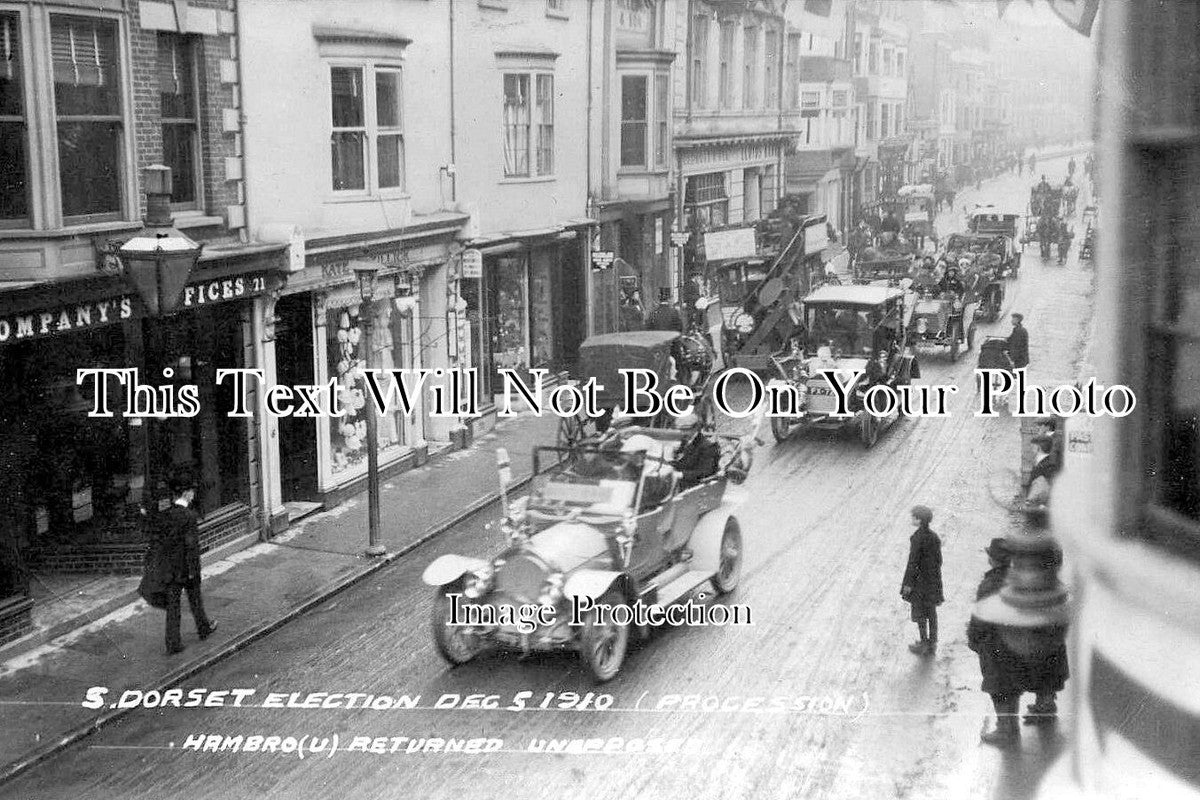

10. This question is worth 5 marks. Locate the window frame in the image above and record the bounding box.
[501,69,554,179]
[690,13,709,110]
[718,20,735,110]
[50,12,128,226]
[619,73,648,169]
[0,9,31,228]
[764,25,779,110]
[327,61,407,197]
[742,24,758,110]
[157,32,202,212]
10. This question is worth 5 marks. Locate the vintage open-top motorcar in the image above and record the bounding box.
[421,430,754,682]
[940,232,1018,321]
[908,288,978,361]
[767,284,919,448]
[967,204,1026,260]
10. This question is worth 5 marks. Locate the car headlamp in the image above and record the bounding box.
[464,565,495,599]
[538,572,565,607]
[917,318,928,334]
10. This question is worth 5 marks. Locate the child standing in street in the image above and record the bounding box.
[901,505,944,656]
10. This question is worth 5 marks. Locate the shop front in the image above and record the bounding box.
[456,230,588,407]
[0,249,288,645]
[273,230,462,513]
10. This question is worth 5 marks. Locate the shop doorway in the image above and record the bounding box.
[274,294,320,507]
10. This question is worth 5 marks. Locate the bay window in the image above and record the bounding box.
[1,12,28,225]
[330,64,405,193]
[52,15,123,221]
[654,73,668,167]
[620,75,647,168]
[535,74,553,175]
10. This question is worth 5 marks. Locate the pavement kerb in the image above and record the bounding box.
[0,473,534,788]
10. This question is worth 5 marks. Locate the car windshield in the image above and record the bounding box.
[915,299,944,315]
[530,448,641,516]
[807,306,877,356]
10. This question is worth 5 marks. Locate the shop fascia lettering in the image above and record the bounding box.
[0,296,135,343]
[181,274,268,308]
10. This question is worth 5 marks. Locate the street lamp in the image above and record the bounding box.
[352,260,386,557]
[118,165,203,315]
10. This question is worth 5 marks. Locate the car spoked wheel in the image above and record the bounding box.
[712,518,743,594]
[432,587,480,666]
[771,415,800,443]
[580,590,629,683]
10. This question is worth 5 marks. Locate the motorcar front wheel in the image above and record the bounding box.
[432,585,482,666]
[712,517,743,594]
[579,590,630,683]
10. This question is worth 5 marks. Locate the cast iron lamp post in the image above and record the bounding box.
[354,262,386,557]
[118,165,203,315]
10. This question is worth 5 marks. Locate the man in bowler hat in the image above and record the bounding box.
[1006,313,1030,369]
[156,469,216,654]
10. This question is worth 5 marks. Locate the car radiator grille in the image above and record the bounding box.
[495,554,545,604]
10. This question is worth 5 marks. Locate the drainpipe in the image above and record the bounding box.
[449,0,458,203]
[233,1,252,242]
[585,0,595,336]
[777,0,789,205]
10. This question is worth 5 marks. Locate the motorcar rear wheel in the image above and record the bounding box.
[712,517,743,594]
[861,414,880,448]
[432,585,481,666]
[579,590,630,683]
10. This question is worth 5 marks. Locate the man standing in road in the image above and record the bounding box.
[646,287,684,333]
[901,505,943,656]
[156,469,216,654]
[1006,313,1030,370]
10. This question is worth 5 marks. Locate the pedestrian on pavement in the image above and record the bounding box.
[154,469,216,654]
[901,505,943,656]
[1005,313,1030,370]
[968,538,1024,746]
[646,287,684,333]
[967,538,1069,747]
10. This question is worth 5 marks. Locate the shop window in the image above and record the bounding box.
[743,26,758,109]
[325,298,410,477]
[684,172,728,229]
[329,64,404,193]
[620,75,648,168]
[488,255,529,380]
[719,21,735,109]
[51,15,123,222]
[0,13,29,225]
[158,34,199,208]
[503,72,554,178]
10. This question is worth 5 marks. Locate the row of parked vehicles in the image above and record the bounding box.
[419,194,1031,684]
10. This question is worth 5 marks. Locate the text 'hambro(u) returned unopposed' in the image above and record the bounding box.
[72,366,1135,421]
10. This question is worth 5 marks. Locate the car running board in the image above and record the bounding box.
[652,569,715,608]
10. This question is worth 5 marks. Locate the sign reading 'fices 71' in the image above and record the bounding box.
[0,271,275,344]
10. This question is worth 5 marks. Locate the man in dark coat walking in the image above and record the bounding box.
[901,505,944,656]
[155,470,216,654]
[1005,313,1029,369]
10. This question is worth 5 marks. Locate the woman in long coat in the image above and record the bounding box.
[900,505,944,656]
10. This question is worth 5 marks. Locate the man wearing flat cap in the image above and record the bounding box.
[900,505,943,656]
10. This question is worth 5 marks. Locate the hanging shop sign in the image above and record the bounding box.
[462,249,483,279]
[703,227,758,262]
[591,250,615,270]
